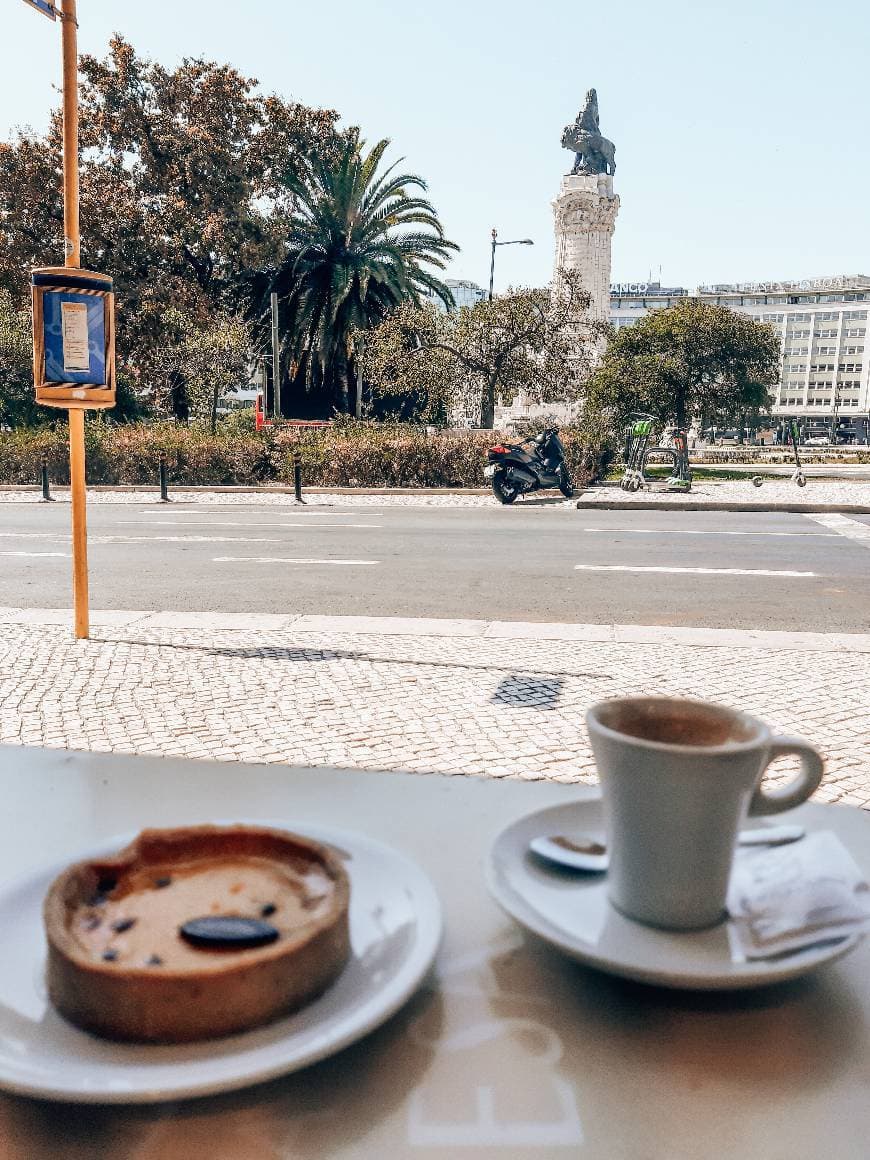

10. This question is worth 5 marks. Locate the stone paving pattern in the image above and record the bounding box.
[1,618,867,807]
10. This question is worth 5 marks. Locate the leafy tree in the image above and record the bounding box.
[0,289,40,428]
[356,301,454,422]
[249,131,457,415]
[152,309,252,432]
[0,36,339,415]
[586,299,780,429]
[362,268,600,427]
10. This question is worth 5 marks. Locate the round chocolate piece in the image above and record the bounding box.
[179,916,280,949]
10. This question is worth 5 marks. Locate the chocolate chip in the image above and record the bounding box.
[153,876,172,889]
[260,903,277,917]
[112,918,136,933]
[87,893,108,908]
[179,916,280,949]
[146,954,163,966]
[102,950,118,962]
[97,876,117,895]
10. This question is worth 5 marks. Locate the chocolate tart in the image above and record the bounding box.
[43,825,351,1043]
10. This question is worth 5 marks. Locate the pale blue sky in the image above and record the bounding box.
[3,0,868,292]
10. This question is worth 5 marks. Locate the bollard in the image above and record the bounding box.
[40,456,54,502]
[293,453,305,504]
[158,455,170,502]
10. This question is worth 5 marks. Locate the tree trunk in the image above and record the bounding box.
[480,375,497,429]
[674,389,688,429]
[335,364,350,415]
[210,385,218,434]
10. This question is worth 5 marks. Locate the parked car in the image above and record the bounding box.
[804,430,831,446]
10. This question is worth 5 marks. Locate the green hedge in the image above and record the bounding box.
[0,421,604,489]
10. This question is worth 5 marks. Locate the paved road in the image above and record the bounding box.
[1,501,869,631]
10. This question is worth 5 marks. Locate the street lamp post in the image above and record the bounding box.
[488,228,534,300]
[831,383,842,444]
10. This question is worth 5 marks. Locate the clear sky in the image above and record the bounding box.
[3,0,869,293]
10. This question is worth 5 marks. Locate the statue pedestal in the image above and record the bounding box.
[552,173,619,322]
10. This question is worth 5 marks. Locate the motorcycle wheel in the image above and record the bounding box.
[559,470,574,499]
[491,473,519,504]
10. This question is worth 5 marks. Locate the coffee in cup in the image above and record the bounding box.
[586,696,824,931]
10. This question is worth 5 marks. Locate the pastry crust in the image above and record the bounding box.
[44,825,351,1043]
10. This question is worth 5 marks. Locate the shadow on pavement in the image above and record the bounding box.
[94,637,614,683]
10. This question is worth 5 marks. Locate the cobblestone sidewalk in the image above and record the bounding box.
[1,611,867,807]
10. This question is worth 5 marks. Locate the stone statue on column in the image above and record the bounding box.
[560,88,616,177]
[552,89,620,324]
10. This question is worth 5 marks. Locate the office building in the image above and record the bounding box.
[427,279,487,312]
[610,275,870,441]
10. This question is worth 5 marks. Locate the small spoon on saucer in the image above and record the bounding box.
[531,823,806,874]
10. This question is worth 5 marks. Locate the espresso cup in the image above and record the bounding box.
[586,696,824,931]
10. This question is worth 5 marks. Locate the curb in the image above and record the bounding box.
[0,485,492,496]
[3,607,869,653]
[575,499,870,514]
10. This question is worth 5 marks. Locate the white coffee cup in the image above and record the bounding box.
[586,696,824,931]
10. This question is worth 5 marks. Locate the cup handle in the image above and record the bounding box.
[748,736,825,816]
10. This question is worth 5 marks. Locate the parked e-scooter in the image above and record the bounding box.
[620,414,656,492]
[751,419,806,488]
[620,414,692,492]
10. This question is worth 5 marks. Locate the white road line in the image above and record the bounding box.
[90,535,285,545]
[0,532,71,540]
[579,527,837,538]
[0,550,70,558]
[143,521,382,529]
[0,532,379,544]
[212,557,380,565]
[573,565,817,577]
[804,513,870,548]
[141,510,362,518]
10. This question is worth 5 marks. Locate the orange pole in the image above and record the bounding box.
[61,0,79,269]
[61,0,88,639]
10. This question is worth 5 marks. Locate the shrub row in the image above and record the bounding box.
[0,421,604,489]
[690,447,870,464]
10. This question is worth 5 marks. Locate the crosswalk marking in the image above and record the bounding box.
[803,513,870,548]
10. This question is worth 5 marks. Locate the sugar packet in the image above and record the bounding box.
[727,830,870,960]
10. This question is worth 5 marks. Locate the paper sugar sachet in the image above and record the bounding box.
[727,831,870,960]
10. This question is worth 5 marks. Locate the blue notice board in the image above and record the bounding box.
[23,0,58,18]
[42,291,107,386]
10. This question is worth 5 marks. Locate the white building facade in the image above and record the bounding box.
[426,279,487,312]
[610,275,870,442]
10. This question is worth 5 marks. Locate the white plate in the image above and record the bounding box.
[487,798,863,991]
[0,822,441,1103]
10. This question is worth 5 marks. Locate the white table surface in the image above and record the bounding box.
[0,744,868,1160]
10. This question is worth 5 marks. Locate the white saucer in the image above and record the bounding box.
[0,822,441,1103]
[486,798,863,990]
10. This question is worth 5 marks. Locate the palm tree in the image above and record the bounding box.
[262,131,458,413]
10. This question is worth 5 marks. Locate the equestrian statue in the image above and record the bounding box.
[561,88,616,176]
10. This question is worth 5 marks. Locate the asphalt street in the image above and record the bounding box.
[1,501,869,630]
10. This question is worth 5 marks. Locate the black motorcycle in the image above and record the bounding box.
[484,428,574,504]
